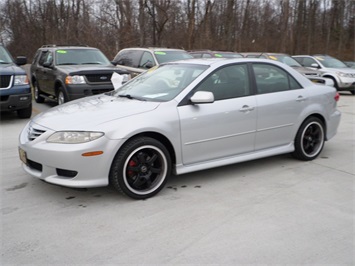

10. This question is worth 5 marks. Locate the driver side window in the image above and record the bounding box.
[195,64,250,101]
[139,52,155,69]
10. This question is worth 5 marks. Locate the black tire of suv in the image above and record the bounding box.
[57,87,68,105]
[33,81,45,103]
[17,103,32,119]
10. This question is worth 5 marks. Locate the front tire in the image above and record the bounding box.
[57,87,68,105]
[33,80,45,103]
[292,117,325,161]
[109,137,171,199]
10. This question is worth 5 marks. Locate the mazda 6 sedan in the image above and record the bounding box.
[19,58,341,199]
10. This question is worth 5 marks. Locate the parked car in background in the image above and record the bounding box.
[241,52,263,58]
[30,45,130,105]
[242,52,331,85]
[189,50,243,58]
[111,47,193,77]
[19,58,341,199]
[293,54,355,94]
[344,61,355,69]
[258,53,323,78]
[0,45,32,118]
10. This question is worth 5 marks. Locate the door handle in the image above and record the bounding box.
[296,95,306,102]
[239,105,255,112]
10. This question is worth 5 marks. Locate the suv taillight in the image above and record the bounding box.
[334,92,340,102]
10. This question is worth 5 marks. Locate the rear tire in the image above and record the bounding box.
[17,103,32,119]
[292,117,325,161]
[109,137,171,199]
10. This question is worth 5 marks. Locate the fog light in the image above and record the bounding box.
[20,96,29,101]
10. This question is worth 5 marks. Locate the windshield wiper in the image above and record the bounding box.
[57,63,78,65]
[118,94,146,101]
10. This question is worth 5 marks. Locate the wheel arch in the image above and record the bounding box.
[127,131,177,165]
[299,113,327,140]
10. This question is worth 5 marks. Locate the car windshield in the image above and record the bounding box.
[269,55,302,67]
[154,51,193,64]
[112,64,208,102]
[0,46,14,64]
[315,56,348,68]
[55,49,111,65]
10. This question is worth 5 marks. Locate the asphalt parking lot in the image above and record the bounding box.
[1,93,354,265]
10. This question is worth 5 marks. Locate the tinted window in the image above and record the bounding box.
[38,51,52,66]
[0,46,13,63]
[114,50,143,67]
[301,57,317,67]
[195,64,250,100]
[253,63,302,94]
[139,52,155,68]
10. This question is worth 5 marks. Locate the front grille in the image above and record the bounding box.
[28,125,46,141]
[85,73,112,83]
[27,159,43,171]
[92,88,113,95]
[0,75,12,89]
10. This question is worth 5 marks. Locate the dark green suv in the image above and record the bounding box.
[31,45,130,105]
[0,45,32,118]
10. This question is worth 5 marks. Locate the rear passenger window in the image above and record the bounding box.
[252,63,302,94]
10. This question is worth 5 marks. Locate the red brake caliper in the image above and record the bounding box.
[128,159,137,177]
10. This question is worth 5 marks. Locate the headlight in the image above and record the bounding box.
[14,75,29,85]
[47,131,104,144]
[65,75,86,84]
[336,72,352,78]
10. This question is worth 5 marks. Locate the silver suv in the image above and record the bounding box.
[293,54,355,94]
[111,47,193,77]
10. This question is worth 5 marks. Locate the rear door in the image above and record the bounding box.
[252,63,307,150]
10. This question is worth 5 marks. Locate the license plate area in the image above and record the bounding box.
[19,148,28,165]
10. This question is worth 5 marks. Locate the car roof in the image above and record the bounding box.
[121,47,187,52]
[162,57,279,67]
[38,45,97,50]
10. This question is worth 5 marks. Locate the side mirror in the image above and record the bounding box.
[111,61,117,66]
[311,63,320,68]
[43,62,52,68]
[190,91,214,104]
[16,56,27,66]
[144,62,153,69]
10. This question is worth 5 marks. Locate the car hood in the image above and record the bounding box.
[32,94,160,130]
[57,64,128,75]
[0,63,26,75]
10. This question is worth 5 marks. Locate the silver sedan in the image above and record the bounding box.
[19,58,341,199]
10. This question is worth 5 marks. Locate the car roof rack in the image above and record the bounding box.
[41,44,89,48]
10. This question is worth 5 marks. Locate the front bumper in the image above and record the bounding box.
[337,77,355,90]
[0,92,32,112]
[18,122,125,188]
[65,84,115,101]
